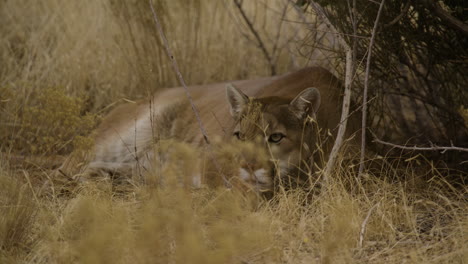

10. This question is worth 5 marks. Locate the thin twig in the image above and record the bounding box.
[148,1,210,145]
[373,138,468,153]
[148,0,230,188]
[383,1,410,28]
[233,0,276,75]
[359,202,379,248]
[358,0,385,177]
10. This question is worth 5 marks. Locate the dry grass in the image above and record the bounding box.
[0,0,466,263]
[1,154,466,263]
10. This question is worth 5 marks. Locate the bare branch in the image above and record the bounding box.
[308,2,351,51]
[358,0,386,177]
[418,0,468,36]
[288,1,337,68]
[233,0,277,75]
[307,1,355,183]
[373,138,468,153]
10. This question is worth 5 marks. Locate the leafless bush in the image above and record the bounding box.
[299,0,467,169]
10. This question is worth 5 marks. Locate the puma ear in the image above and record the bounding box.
[226,83,249,119]
[289,87,321,120]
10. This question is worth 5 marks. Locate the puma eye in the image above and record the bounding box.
[268,133,285,143]
[233,131,242,140]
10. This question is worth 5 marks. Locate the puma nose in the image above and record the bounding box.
[238,167,272,188]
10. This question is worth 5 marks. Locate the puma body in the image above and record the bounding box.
[74,67,356,191]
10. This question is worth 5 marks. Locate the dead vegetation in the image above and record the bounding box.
[0,0,466,263]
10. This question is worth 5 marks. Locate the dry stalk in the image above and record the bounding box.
[358,0,386,177]
[358,202,379,248]
[148,1,209,145]
[148,0,230,187]
[22,170,40,206]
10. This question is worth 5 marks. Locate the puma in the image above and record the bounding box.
[63,67,358,192]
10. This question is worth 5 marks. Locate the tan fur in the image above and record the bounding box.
[64,67,359,191]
